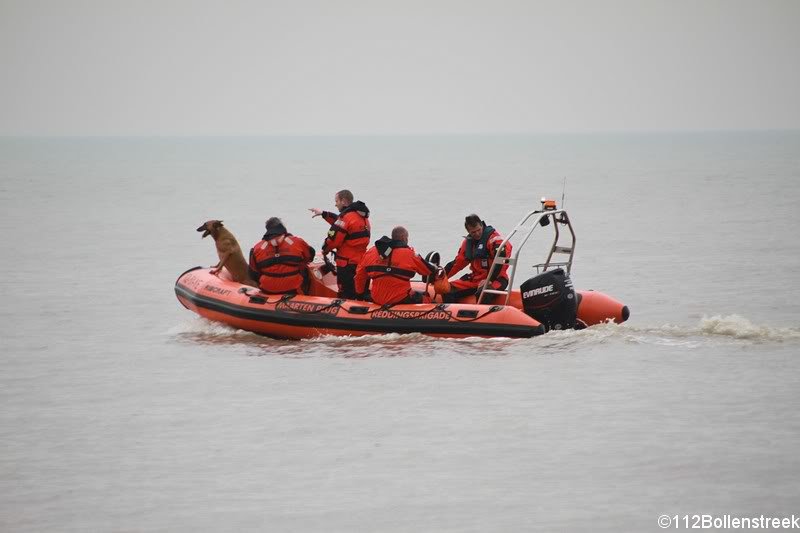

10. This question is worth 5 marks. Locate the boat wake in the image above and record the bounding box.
[547,314,800,349]
[614,314,799,343]
[697,314,800,341]
[166,314,800,356]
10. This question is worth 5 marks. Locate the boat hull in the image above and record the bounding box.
[175,267,546,340]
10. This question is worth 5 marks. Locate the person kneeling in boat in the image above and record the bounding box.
[248,217,315,295]
[354,226,438,305]
[441,214,512,303]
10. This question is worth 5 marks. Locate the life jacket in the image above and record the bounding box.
[322,200,371,266]
[447,225,511,282]
[249,233,314,294]
[464,224,496,262]
[355,236,435,305]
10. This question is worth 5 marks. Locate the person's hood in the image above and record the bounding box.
[375,235,407,258]
[342,200,370,218]
[263,220,287,239]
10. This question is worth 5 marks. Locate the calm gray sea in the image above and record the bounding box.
[1,132,799,532]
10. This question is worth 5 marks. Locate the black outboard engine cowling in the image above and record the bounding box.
[519,268,577,331]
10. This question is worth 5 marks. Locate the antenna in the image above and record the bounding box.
[561,177,567,209]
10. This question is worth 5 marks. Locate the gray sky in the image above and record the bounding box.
[1,0,798,135]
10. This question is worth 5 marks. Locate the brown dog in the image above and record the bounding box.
[196,220,257,287]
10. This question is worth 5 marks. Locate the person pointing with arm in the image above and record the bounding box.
[309,189,371,299]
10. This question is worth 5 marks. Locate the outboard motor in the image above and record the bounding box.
[519,268,577,331]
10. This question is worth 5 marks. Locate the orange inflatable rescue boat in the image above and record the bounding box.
[175,200,628,340]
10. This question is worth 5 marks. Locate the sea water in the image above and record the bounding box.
[1,132,799,532]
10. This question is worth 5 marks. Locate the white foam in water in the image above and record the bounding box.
[166,317,254,337]
[303,332,424,344]
[698,314,800,341]
[302,333,521,353]
[577,314,800,345]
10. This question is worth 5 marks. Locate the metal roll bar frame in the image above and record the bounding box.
[476,207,576,305]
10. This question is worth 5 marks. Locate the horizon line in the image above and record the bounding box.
[2,127,800,140]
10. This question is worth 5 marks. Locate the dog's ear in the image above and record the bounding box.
[213,220,224,228]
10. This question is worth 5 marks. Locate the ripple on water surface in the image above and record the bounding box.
[165,313,800,359]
